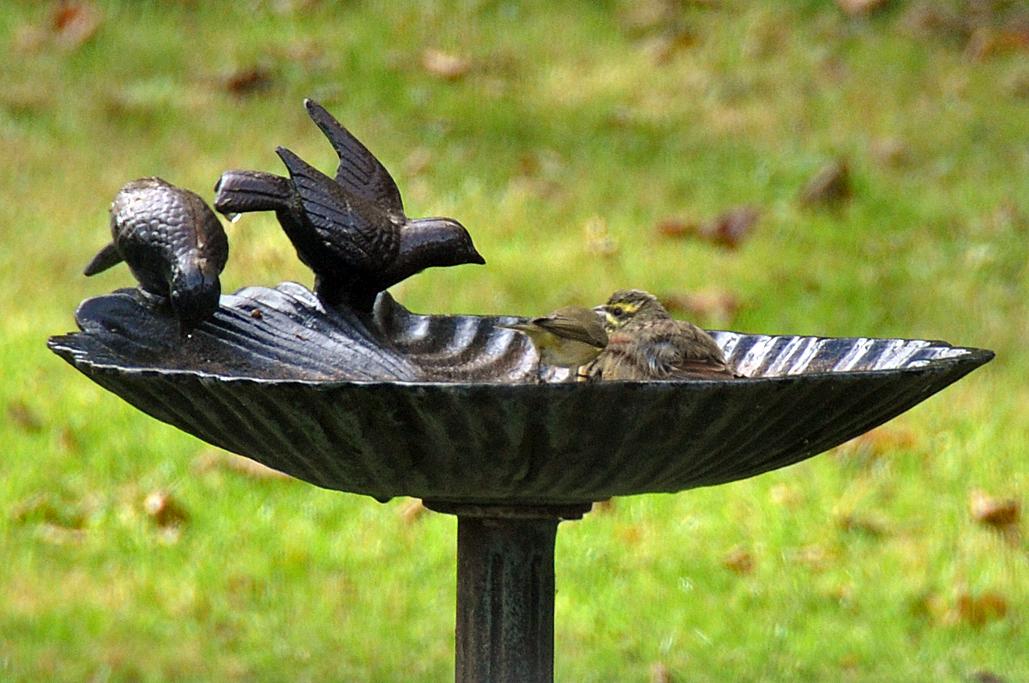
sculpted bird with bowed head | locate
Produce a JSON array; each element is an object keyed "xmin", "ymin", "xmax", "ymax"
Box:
[
  {"xmin": 214, "ymin": 99, "xmax": 485, "ymax": 311},
  {"xmin": 83, "ymin": 177, "xmax": 228, "ymax": 335}
]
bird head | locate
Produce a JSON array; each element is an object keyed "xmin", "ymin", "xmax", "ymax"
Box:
[
  {"xmin": 409, "ymin": 217, "xmax": 486, "ymax": 267},
  {"xmin": 169, "ymin": 269, "xmax": 221, "ymax": 336},
  {"xmin": 593, "ymin": 289, "xmax": 669, "ymax": 330}
]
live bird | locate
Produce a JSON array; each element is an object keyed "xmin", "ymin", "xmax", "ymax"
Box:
[
  {"xmin": 213, "ymin": 99, "xmax": 484, "ymax": 310},
  {"xmin": 83, "ymin": 177, "xmax": 228, "ymax": 335},
  {"xmin": 502, "ymin": 306, "xmax": 608, "ymax": 379},
  {"xmin": 587, "ymin": 289, "xmax": 737, "ymax": 381}
]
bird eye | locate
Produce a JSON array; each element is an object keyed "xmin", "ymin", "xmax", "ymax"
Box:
[{"xmin": 611, "ymin": 306, "xmax": 625, "ymax": 317}]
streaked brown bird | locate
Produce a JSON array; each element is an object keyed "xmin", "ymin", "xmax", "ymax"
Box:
[
  {"xmin": 587, "ymin": 289, "xmax": 737, "ymax": 381},
  {"xmin": 503, "ymin": 306, "xmax": 608, "ymax": 378}
]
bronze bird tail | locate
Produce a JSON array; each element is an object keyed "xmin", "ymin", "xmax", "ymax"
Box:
[
  {"xmin": 213, "ymin": 170, "xmax": 294, "ymax": 216},
  {"xmin": 83, "ymin": 242, "xmax": 123, "ymax": 276}
]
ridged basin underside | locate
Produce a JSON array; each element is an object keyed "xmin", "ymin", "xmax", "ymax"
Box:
[{"xmin": 49, "ymin": 283, "xmax": 993, "ymax": 504}]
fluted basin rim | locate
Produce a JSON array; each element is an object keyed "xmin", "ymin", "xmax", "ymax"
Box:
[{"xmin": 47, "ymin": 335, "xmax": 993, "ymax": 387}]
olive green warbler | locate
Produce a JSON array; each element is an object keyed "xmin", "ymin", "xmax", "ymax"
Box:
[{"xmin": 503, "ymin": 306, "xmax": 608, "ymax": 376}]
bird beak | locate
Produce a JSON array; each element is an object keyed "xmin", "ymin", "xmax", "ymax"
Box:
[{"xmin": 592, "ymin": 305, "xmax": 606, "ymax": 314}]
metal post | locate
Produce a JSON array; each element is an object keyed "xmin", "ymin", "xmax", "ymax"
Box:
[{"xmin": 425, "ymin": 502, "xmax": 591, "ymax": 683}]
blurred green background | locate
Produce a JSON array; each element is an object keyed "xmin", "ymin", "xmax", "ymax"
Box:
[{"xmin": 1, "ymin": 1, "xmax": 1026, "ymax": 680}]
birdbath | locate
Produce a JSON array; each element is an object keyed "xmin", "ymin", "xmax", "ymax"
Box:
[{"xmin": 49, "ymin": 101, "xmax": 993, "ymax": 681}]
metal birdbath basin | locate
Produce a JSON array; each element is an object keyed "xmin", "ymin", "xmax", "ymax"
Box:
[
  {"xmin": 49, "ymin": 100, "xmax": 993, "ymax": 681},
  {"xmin": 49, "ymin": 284, "xmax": 992, "ymax": 681}
]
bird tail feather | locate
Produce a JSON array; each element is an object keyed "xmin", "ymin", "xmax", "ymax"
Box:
[
  {"xmin": 83, "ymin": 242, "xmax": 122, "ymax": 276},
  {"xmin": 213, "ymin": 170, "xmax": 293, "ymax": 216}
]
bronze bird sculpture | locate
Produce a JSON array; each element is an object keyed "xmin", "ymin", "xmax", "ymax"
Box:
[
  {"xmin": 502, "ymin": 306, "xmax": 608, "ymax": 379},
  {"xmin": 587, "ymin": 289, "xmax": 736, "ymax": 381},
  {"xmin": 84, "ymin": 177, "xmax": 228, "ymax": 334},
  {"xmin": 213, "ymin": 99, "xmax": 484, "ymax": 311}
]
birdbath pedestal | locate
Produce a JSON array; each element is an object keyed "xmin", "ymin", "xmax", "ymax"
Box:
[{"xmin": 425, "ymin": 501, "xmax": 591, "ymax": 683}]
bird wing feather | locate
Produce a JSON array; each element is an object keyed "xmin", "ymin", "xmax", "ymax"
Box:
[
  {"xmin": 598, "ymin": 322, "xmax": 732, "ymax": 380},
  {"xmin": 652, "ymin": 322, "xmax": 732, "ymax": 378},
  {"xmin": 276, "ymin": 146, "xmax": 396, "ymax": 266},
  {"xmin": 534, "ymin": 314, "xmax": 607, "ymax": 348},
  {"xmin": 304, "ymin": 99, "xmax": 405, "ymax": 217},
  {"xmin": 675, "ymin": 321, "xmax": 730, "ymax": 362}
]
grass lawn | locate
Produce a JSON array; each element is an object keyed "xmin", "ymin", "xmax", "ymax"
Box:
[{"xmin": 1, "ymin": 1, "xmax": 1026, "ymax": 680}]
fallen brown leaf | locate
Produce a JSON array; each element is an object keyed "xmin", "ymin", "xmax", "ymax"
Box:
[
  {"xmin": 650, "ymin": 661, "xmax": 673, "ymax": 683},
  {"xmin": 870, "ymin": 137, "xmax": 912, "ymax": 168},
  {"xmin": 658, "ymin": 207, "xmax": 760, "ymax": 249},
  {"xmin": 58, "ymin": 426, "xmax": 81, "ymax": 453},
  {"xmin": 769, "ymin": 483, "xmax": 803, "ymax": 508},
  {"xmin": 143, "ymin": 490, "xmax": 189, "ymax": 528},
  {"xmin": 399, "ymin": 498, "xmax": 426, "ymax": 524},
  {"xmin": 404, "ymin": 147, "xmax": 433, "ymax": 177},
  {"xmin": 192, "ymin": 450, "xmax": 289, "ymax": 480},
  {"xmin": 702, "ymin": 205, "xmax": 761, "ymax": 249},
  {"xmin": 617, "ymin": 0, "xmax": 679, "ymax": 36},
  {"xmin": 643, "ymin": 30, "xmax": 696, "ymax": 65},
  {"xmin": 901, "ymin": 1, "xmax": 1027, "ymax": 59},
  {"xmin": 421, "ymin": 49, "xmax": 471, "ymax": 81},
  {"xmin": 516, "ymin": 153, "xmax": 541, "ymax": 177},
  {"xmin": 901, "ymin": 3, "xmax": 970, "ymax": 44},
  {"xmin": 722, "ymin": 546, "xmax": 755, "ymax": 575},
  {"xmin": 838, "ymin": 653, "xmax": 860, "ymax": 670},
  {"xmin": 800, "ymin": 160, "xmax": 851, "ymax": 207},
  {"xmin": 825, "ymin": 583, "xmax": 855, "ymax": 606},
  {"xmin": 1006, "ymin": 69, "xmax": 1029, "ymax": 99},
  {"xmin": 223, "ymin": 65, "xmax": 273, "ymax": 96},
  {"xmin": 838, "ymin": 425, "xmax": 918, "ymax": 460},
  {"xmin": 515, "ymin": 149, "xmax": 564, "ymax": 180},
  {"xmin": 967, "ymin": 27, "xmax": 1029, "ymax": 61},
  {"xmin": 791, "ymin": 544, "xmax": 833, "ymax": 572},
  {"xmin": 7, "ymin": 400, "xmax": 43, "ymax": 433},
  {"xmin": 654, "ymin": 217, "xmax": 697, "ymax": 239},
  {"xmin": 11, "ymin": 493, "xmax": 86, "ymax": 529},
  {"xmin": 51, "ymin": 1, "xmax": 102, "ymax": 50},
  {"xmin": 836, "ymin": 0, "xmax": 890, "ymax": 17},
  {"xmin": 984, "ymin": 202, "xmax": 1027, "ymax": 235},
  {"xmin": 617, "ymin": 524, "xmax": 643, "ymax": 545},
  {"xmin": 955, "ymin": 590, "xmax": 1008, "ymax": 627},
  {"xmin": 909, "ymin": 591, "xmax": 947, "ymax": 623},
  {"xmin": 969, "ymin": 489, "xmax": 1020, "ymax": 531},
  {"xmin": 836, "ymin": 513, "xmax": 888, "ymax": 538}
]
